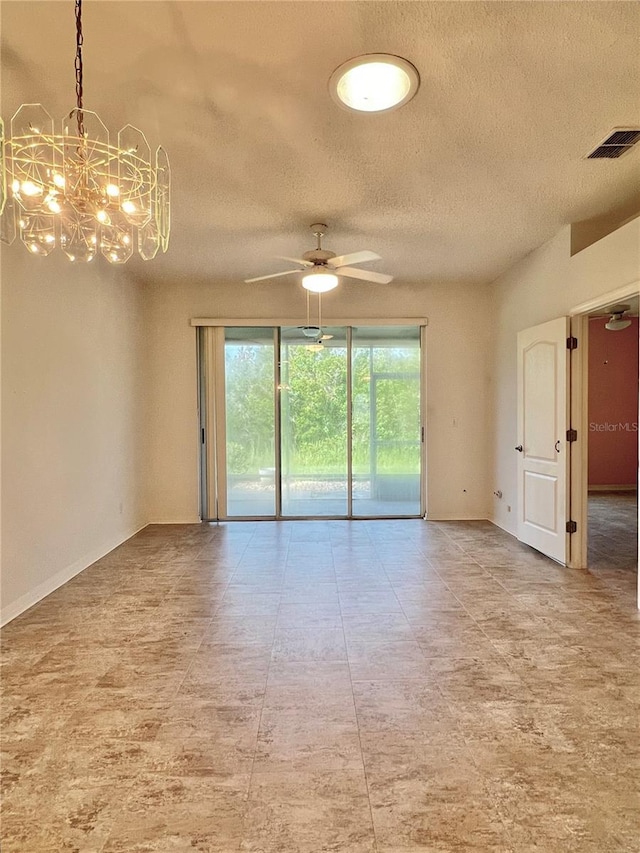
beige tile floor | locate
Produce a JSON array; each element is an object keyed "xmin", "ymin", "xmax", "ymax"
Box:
[
  {"xmin": 1, "ymin": 519, "xmax": 639, "ymax": 852},
  {"xmin": 588, "ymin": 491, "xmax": 638, "ymax": 575}
]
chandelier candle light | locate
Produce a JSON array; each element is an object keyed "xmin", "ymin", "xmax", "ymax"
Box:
[{"xmin": 0, "ymin": 0, "xmax": 170, "ymax": 263}]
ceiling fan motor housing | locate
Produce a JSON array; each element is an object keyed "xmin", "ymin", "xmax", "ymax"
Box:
[{"xmin": 303, "ymin": 249, "xmax": 336, "ymax": 263}]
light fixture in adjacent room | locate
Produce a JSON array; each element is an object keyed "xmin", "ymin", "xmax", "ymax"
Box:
[
  {"xmin": 0, "ymin": 0, "xmax": 170, "ymax": 263},
  {"xmin": 301, "ymin": 267, "xmax": 339, "ymax": 293},
  {"xmin": 605, "ymin": 308, "xmax": 632, "ymax": 331},
  {"xmin": 329, "ymin": 54, "xmax": 419, "ymax": 113}
]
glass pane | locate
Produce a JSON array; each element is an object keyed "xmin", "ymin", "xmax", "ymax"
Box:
[
  {"xmin": 280, "ymin": 327, "xmax": 348, "ymax": 516},
  {"xmin": 224, "ymin": 327, "xmax": 276, "ymax": 516},
  {"xmin": 352, "ymin": 326, "xmax": 421, "ymax": 516}
]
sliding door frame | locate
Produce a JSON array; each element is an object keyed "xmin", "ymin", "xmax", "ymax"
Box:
[
  {"xmin": 197, "ymin": 325, "xmax": 231, "ymax": 520},
  {"xmin": 195, "ymin": 318, "xmax": 428, "ymax": 521},
  {"xmin": 274, "ymin": 327, "xmax": 283, "ymax": 518},
  {"xmin": 346, "ymin": 326, "xmax": 354, "ymax": 518},
  {"xmin": 197, "ymin": 327, "xmax": 209, "ymax": 520},
  {"xmin": 420, "ymin": 324, "xmax": 427, "ymax": 518}
]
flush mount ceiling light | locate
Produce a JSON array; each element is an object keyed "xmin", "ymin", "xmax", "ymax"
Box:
[
  {"xmin": 329, "ymin": 54, "xmax": 419, "ymax": 113},
  {"xmin": 0, "ymin": 0, "xmax": 170, "ymax": 263}
]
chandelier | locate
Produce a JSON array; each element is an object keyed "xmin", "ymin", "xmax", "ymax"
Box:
[{"xmin": 0, "ymin": 0, "xmax": 170, "ymax": 263}]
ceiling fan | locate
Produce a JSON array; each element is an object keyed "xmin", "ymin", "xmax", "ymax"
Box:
[
  {"xmin": 244, "ymin": 223, "xmax": 393, "ymax": 292},
  {"xmin": 591, "ymin": 304, "xmax": 633, "ymax": 331},
  {"xmin": 605, "ymin": 305, "xmax": 632, "ymax": 331}
]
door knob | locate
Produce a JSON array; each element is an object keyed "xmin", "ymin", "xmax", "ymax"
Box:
[{"xmin": 515, "ymin": 445, "xmax": 523, "ymax": 452}]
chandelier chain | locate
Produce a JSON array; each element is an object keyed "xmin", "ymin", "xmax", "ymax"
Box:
[{"xmin": 74, "ymin": 0, "xmax": 84, "ymax": 139}]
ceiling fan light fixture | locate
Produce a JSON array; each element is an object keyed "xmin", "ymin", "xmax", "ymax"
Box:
[
  {"xmin": 330, "ymin": 54, "xmax": 419, "ymax": 113},
  {"xmin": 302, "ymin": 269, "xmax": 339, "ymax": 293},
  {"xmin": 605, "ymin": 314, "xmax": 632, "ymax": 331}
]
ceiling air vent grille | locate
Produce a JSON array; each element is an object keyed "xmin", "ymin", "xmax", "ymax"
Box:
[{"xmin": 586, "ymin": 128, "xmax": 640, "ymax": 160}]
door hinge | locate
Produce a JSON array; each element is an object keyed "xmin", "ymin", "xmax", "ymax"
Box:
[
  {"xmin": 566, "ymin": 336, "xmax": 578, "ymax": 350},
  {"xmin": 566, "ymin": 428, "xmax": 577, "ymax": 442},
  {"xmin": 566, "ymin": 520, "xmax": 577, "ymax": 534}
]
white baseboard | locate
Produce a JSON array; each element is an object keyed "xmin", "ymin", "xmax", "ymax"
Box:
[
  {"xmin": 426, "ymin": 513, "xmax": 489, "ymax": 521},
  {"xmin": 146, "ymin": 517, "xmax": 203, "ymax": 525},
  {"xmin": 488, "ymin": 516, "xmax": 517, "ymax": 538},
  {"xmin": 1, "ymin": 522, "xmax": 148, "ymax": 627},
  {"xmin": 588, "ymin": 485, "xmax": 637, "ymax": 493}
]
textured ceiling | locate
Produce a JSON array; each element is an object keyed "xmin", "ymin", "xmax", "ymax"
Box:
[{"xmin": 2, "ymin": 1, "xmax": 639, "ymax": 287}]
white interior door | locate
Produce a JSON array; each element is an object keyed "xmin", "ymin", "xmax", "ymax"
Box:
[{"xmin": 516, "ymin": 317, "xmax": 570, "ymax": 564}]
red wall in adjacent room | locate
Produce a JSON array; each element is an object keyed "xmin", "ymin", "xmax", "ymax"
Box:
[{"xmin": 588, "ymin": 317, "xmax": 639, "ymax": 487}]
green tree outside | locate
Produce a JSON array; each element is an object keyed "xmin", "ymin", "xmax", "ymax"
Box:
[{"xmin": 225, "ymin": 336, "xmax": 420, "ymax": 478}]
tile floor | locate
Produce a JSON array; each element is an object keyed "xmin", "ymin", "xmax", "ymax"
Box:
[
  {"xmin": 1, "ymin": 518, "xmax": 639, "ymax": 852},
  {"xmin": 588, "ymin": 490, "xmax": 638, "ymax": 575}
]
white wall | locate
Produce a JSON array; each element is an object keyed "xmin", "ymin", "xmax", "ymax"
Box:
[
  {"xmin": 145, "ymin": 278, "xmax": 493, "ymax": 523},
  {"xmin": 570, "ymin": 216, "xmax": 640, "ymax": 300},
  {"xmin": 489, "ymin": 216, "xmax": 640, "ymax": 535},
  {"xmin": 1, "ymin": 248, "xmax": 148, "ymax": 624}
]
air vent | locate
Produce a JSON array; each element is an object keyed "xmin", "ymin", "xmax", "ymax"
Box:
[{"xmin": 586, "ymin": 127, "xmax": 640, "ymax": 160}]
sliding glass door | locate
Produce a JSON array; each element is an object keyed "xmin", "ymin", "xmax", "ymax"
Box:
[
  {"xmin": 199, "ymin": 323, "xmax": 424, "ymax": 520},
  {"xmin": 352, "ymin": 326, "xmax": 421, "ymax": 516},
  {"xmin": 280, "ymin": 327, "xmax": 349, "ymax": 516},
  {"xmin": 224, "ymin": 327, "xmax": 276, "ymax": 517}
]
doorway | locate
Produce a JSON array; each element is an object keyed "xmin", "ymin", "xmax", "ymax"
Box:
[
  {"xmin": 586, "ymin": 301, "xmax": 639, "ymax": 582},
  {"xmin": 197, "ymin": 322, "xmax": 426, "ymax": 521},
  {"xmin": 568, "ymin": 285, "xmax": 640, "ymax": 607},
  {"xmin": 515, "ymin": 289, "xmax": 639, "ymax": 608}
]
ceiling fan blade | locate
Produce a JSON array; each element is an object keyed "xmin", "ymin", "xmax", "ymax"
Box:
[
  {"xmin": 244, "ymin": 269, "xmax": 301, "ymax": 283},
  {"xmin": 338, "ymin": 266, "xmax": 393, "ymax": 285},
  {"xmin": 276, "ymin": 256, "xmax": 314, "ymax": 267},
  {"xmin": 330, "ymin": 250, "xmax": 381, "ymax": 268},
  {"xmin": 590, "ymin": 309, "xmax": 634, "ymax": 319}
]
